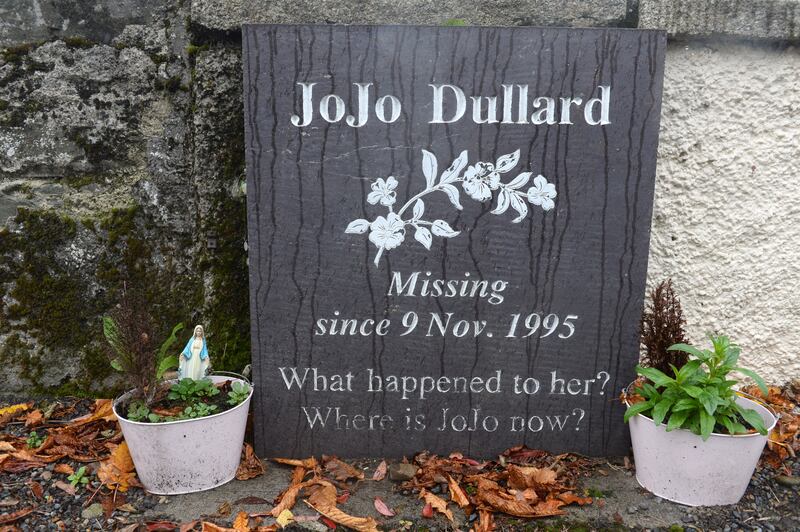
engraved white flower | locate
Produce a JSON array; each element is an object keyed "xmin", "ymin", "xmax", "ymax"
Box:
[
  {"xmin": 367, "ymin": 176, "xmax": 398, "ymax": 206},
  {"xmin": 526, "ymin": 175, "xmax": 557, "ymax": 211},
  {"xmin": 368, "ymin": 213, "xmax": 405, "ymax": 250},
  {"xmin": 461, "ymin": 150, "xmax": 520, "ymax": 202},
  {"xmin": 462, "ymin": 162, "xmax": 501, "ymax": 201},
  {"xmin": 346, "ymin": 148, "xmax": 555, "ymax": 267}
]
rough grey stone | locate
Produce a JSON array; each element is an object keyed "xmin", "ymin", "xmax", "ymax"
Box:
[
  {"xmin": 192, "ymin": 0, "xmax": 630, "ymax": 31},
  {"xmin": 81, "ymin": 503, "xmax": 104, "ymax": 520},
  {"xmin": 388, "ymin": 463, "xmax": 418, "ymax": 481},
  {"xmin": 639, "ymin": 0, "xmax": 800, "ymax": 40},
  {"xmin": 0, "ymin": 40, "xmax": 156, "ymax": 178},
  {"xmin": 0, "ymin": 0, "xmax": 170, "ymax": 47}
]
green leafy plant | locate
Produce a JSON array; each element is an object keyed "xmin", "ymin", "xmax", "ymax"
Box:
[
  {"xmin": 26, "ymin": 431, "xmax": 44, "ymax": 449},
  {"xmin": 624, "ymin": 335, "xmax": 768, "ymax": 440},
  {"xmin": 168, "ymin": 378, "xmax": 220, "ymax": 403},
  {"xmin": 126, "ymin": 400, "xmax": 162, "ymax": 423},
  {"xmin": 102, "ymin": 285, "xmax": 184, "ymax": 404},
  {"xmin": 68, "ymin": 465, "xmax": 90, "ymax": 488},
  {"xmin": 179, "ymin": 403, "xmax": 218, "ymax": 419},
  {"xmin": 227, "ymin": 381, "xmax": 251, "ymax": 406}
]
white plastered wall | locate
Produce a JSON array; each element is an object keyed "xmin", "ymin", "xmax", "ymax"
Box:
[{"xmin": 647, "ymin": 42, "xmax": 800, "ymax": 383}]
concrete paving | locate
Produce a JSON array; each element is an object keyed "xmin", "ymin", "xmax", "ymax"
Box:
[{"xmin": 145, "ymin": 458, "xmax": 691, "ymax": 530}]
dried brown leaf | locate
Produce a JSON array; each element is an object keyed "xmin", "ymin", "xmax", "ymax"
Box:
[
  {"xmin": 97, "ymin": 441, "xmax": 137, "ymax": 492},
  {"xmin": 476, "ymin": 477, "xmax": 564, "ymax": 518},
  {"xmin": 373, "ymin": 496, "xmax": 395, "ymax": 517},
  {"xmin": 0, "ymin": 507, "xmax": 34, "ymax": 525},
  {"xmin": 532, "ymin": 498, "xmax": 568, "ymax": 517},
  {"xmin": 236, "ymin": 444, "xmax": 266, "ymax": 481},
  {"xmin": 304, "ymin": 500, "xmax": 379, "ymax": 532},
  {"xmin": 53, "ymin": 463, "xmax": 74, "ymax": 475},
  {"xmin": 179, "ymin": 521, "xmax": 200, "ymax": 532},
  {"xmin": 322, "ymin": 456, "xmax": 364, "ymax": 481},
  {"xmin": 419, "ymin": 488, "xmax": 454, "ymax": 523},
  {"xmin": 447, "ymin": 475, "xmax": 471, "ymax": 509},
  {"xmin": 421, "ymin": 503, "xmax": 433, "ymax": 519},
  {"xmin": 0, "ymin": 443, "xmax": 16, "ymax": 453},
  {"xmin": 27, "ymin": 481, "xmax": 42, "ymax": 500},
  {"xmin": 0, "ymin": 403, "xmax": 30, "ymax": 427},
  {"xmin": 232, "ymin": 511, "xmax": 250, "ymax": 532},
  {"xmin": 501, "ymin": 446, "xmax": 548, "ymax": 465},
  {"xmin": 372, "ymin": 460, "xmax": 387, "ymax": 481},
  {"xmin": 270, "ymin": 481, "xmax": 308, "ymax": 517},
  {"xmin": 473, "ymin": 510, "xmax": 496, "ymax": 532},
  {"xmin": 53, "ymin": 481, "xmax": 76, "ymax": 496},
  {"xmin": 147, "ymin": 521, "xmax": 181, "ymax": 531},
  {"xmin": 217, "ymin": 501, "xmax": 232, "ymax": 517},
  {"xmin": 507, "ymin": 464, "xmax": 557, "ymax": 490},
  {"xmin": 273, "ymin": 457, "xmax": 317, "ymax": 469},
  {"xmin": 201, "ymin": 523, "xmax": 235, "ymax": 532},
  {"xmin": 23, "ymin": 410, "xmax": 43, "ymax": 428},
  {"xmin": 101, "ymin": 492, "xmax": 128, "ymax": 518},
  {"xmin": 556, "ymin": 491, "xmax": 593, "ymax": 506},
  {"xmin": 70, "ymin": 399, "xmax": 116, "ymax": 426},
  {"xmin": 290, "ymin": 466, "xmax": 306, "ymax": 485}
]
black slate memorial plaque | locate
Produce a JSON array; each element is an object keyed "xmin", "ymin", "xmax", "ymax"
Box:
[{"xmin": 244, "ymin": 25, "xmax": 666, "ymax": 457}]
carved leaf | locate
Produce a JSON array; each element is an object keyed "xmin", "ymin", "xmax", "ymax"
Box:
[
  {"xmin": 440, "ymin": 184, "xmax": 463, "ymax": 210},
  {"xmin": 431, "ymin": 220, "xmax": 459, "ymax": 238},
  {"xmin": 412, "ymin": 199, "xmax": 425, "ymax": 221},
  {"xmin": 439, "ymin": 150, "xmax": 468, "ymax": 184},
  {"xmin": 414, "ymin": 226, "xmax": 432, "ymax": 250},
  {"xmin": 345, "ymin": 219, "xmax": 370, "ymax": 234},
  {"xmin": 509, "ymin": 193, "xmax": 529, "ymax": 223},
  {"xmin": 495, "ymin": 149, "xmax": 520, "ymax": 173},
  {"xmin": 421, "ymin": 149, "xmax": 437, "ymax": 188},
  {"xmin": 492, "ymin": 190, "xmax": 511, "ymax": 215},
  {"xmin": 506, "ymin": 171, "xmax": 532, "ymax": 190}
]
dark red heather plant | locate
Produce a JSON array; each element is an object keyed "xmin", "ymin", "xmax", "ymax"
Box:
[
  {"xmin": 640, "ymin": 279, "xmax": 689, "ymax": 374},
  {"xmin": 103, "ymin": 285, "xmax": 159, "ymax": 403}
]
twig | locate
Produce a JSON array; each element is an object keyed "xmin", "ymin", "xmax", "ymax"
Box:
[{"xmin": 83, "ymin": 484, "xmax": 104, "ymax": 507}]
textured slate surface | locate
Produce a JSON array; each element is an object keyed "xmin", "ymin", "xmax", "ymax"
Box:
[{"xmin": 244, "ymin": 25, "xmax": 666, "ymax": 458}]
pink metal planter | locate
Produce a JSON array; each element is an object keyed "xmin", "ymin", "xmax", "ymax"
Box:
[
  {"xmin": 626, "ymin": 392, "xmax": 776, "ymax": 506},
  {"xmin": 113, "ymin": 373, "xmax": 253, "ymax": 495}
]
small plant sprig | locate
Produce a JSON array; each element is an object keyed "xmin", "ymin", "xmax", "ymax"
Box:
[
  {"xmin": 168, "ymin": 378, "xmax": 220, "ymax": 403},
  {"xmin": 624, "ymin": 335, "xmax": 769, "ymax": 440},
  {"xmin": 68, "ymin": 466, "xmax": 90, "ymax": 488},
  {"xmin": 180, "ymin": 403, "xmax": 218, "ymax": 419},
  {"xmin": 127, "ymin": 400, "xmax": 161, "ymax": 423},
  {"xmin": 26, "ymin": 431, "xmax": 44, "ymax": 449},
  {"xmin": 227, "ymin": 381, "xmax": 251, "ymax": 406}
]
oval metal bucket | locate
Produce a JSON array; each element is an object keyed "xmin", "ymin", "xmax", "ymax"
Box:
[
  {"xmin": 627, "ymin": 393, "xmax": 776, "ymax": 506},
  {"xmin": 113, "ymin": 374, "xmax": 253, "ymax": 495}
]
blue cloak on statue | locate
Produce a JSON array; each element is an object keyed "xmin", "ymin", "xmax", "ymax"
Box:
[{"xmin": 182, "ymin": 336, "xmax": 209, "ymax": 360}]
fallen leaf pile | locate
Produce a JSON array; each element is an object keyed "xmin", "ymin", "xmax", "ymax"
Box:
[
  {"xmin": 0, "ymin": 399, "xmax": 142, "ymax": 527},
  {"xmin": 399, "ymin": 446, "xmax": 592, "ymax": 522},
  {"xmin": 0, "ymin": 399, "xmax": 123, "ymax": 475},
  {"xmin": 741, "ymin": 381, "xmax": 800, "ymax": 469}
]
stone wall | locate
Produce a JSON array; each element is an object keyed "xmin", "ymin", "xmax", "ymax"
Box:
[{"xmin": 1, "ymin": 0, "xmax": 798, "ymax": 393}]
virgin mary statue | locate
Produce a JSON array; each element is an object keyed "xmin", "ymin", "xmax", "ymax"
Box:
[{"xmin": 179, "ymin": 325, "xmax": 210, "ymax": 380}]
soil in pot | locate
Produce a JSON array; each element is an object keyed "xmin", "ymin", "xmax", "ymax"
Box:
[{"xmin": 117, "ymin": 378, "xmax": 249, "ymax": 423}]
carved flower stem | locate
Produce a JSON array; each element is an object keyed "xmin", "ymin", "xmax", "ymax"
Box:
[{"xmin": 396, "ymin": 179, "xmax": 464, "ymax": 220}]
